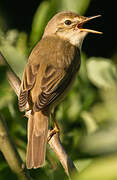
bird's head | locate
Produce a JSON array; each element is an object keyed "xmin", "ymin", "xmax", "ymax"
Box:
[{"xmin": 43, "ymin": 11, "xmax": 102, "ymax": 49}]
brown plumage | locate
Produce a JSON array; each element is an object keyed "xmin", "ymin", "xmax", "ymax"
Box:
[{"xmin": 18, "ymin": 11, "xmax": 101, "ymax": 169}]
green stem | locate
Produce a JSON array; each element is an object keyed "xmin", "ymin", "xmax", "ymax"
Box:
[{"xmin": 0, "ymin": 114, "xmax": 32, "ymax": 180}]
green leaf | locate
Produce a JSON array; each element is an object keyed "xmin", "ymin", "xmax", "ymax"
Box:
[
  {"xmin": 87, "ymin": 57, "xmax": 117, "ymax": 89},
  {"xmin": 59, "ymin": 0, "xmax": 90, "ymax": 14},
  {"xmin": 78, "ymin": 122, "xmax": 117, "ymax": 156},
  {"xmin": 0, "ymin": 44, "xmax": 26, "ymax": 78},
  {"xmin": 73, "ymin": 155, "xmax": 117, "ymax": 180},
  {"xmin": 16, "ymin": 32, "xmax": 28, "ymax": 56},
  {"xmin": 29, "ymin": 1, "xmax": 50, "ymax": 49}
]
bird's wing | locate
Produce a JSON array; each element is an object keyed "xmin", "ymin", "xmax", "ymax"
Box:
[
  {"xmin": 34, "ymin": 62, "xmax": 77, "ymax": 111},
  {"xmin": 19, "ymin": 37, "xmax": 80, "ymax": 112},
  {"xmin": 18, "ymin": 62, "xmax": 40, "ymax": 111}
]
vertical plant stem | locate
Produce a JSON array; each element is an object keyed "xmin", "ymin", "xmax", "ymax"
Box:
[{"xmin": 0, "ymin": 114, "xmax": 31, "ymax": 180}]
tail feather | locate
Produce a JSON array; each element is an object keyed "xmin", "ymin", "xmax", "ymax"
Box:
[
  {"xmin": 26, "ymin": 111, "xmax": 49, "ymax": 169},
  {"xmin": 26, "ymin": 114, "xmax": 34, "ymax": 168}
]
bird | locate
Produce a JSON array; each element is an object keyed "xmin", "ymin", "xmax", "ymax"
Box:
[{"xmin": 18, "ymin": 11, "xmax": 102, "ymax": 169}]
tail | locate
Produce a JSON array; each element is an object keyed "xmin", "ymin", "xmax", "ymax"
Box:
[{"xmin": 26, "ymin": 111, "xmax": 49, "ymax": 169}]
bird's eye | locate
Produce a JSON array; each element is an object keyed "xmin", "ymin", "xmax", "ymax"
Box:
[{"xmin": 64, "ymin": 20, "xmax": 72, "ymax": 25}]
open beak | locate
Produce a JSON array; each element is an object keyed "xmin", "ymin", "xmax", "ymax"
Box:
[{"xmin": 78, "ymin": 15, "xmax": 102, "ymax": 34}]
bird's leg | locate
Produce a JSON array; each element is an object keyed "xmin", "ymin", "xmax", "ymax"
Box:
[
  {"xmin": 48, "ymin": 112, "xmax": 60, "ymax": 141},
  {"xmin": 51, "ymin": 112, "xmax": 60, "ymax": 133}
]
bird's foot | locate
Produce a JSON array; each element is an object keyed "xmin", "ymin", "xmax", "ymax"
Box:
[{"xmin": 47, "ymin": 127, "xmax": 59, "ymax": 141}]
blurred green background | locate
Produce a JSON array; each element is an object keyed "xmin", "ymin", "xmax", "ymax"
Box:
[{"xmin": 0, "ymin": 0, "xmax": 117, "ymax": 180}]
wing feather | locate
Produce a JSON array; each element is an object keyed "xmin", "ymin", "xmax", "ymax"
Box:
[
  {"xmin": 34, "ymin": 64, "xmax": 74, "ymax": 111},
  {"xmin": 18, "ymin": 63, "xmax": 40, "ymax": 111}
]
